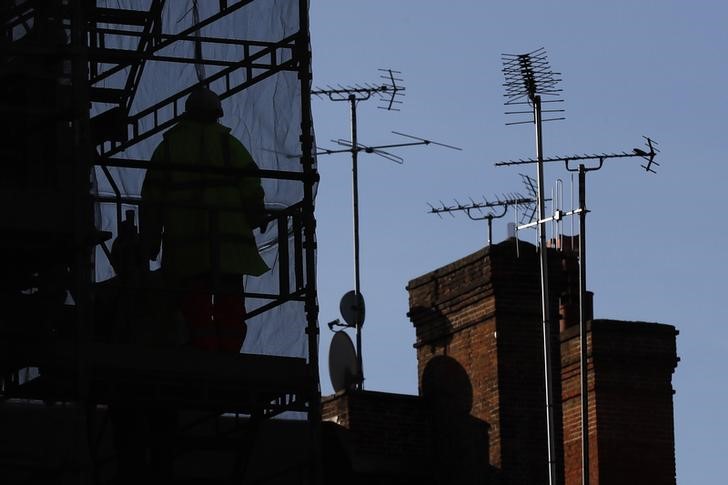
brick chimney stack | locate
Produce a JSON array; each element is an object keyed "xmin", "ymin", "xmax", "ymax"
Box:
[
  {"xmin": 407, "ymin": 239, "xmax": 571, "ymax": 484},
  {"xmin": 408, "ymin": 237, "xmax": 679, "ymax": 484},
  {"xmin": 560, "ymin": 320, "xmax": 679, "ymax": 484}
]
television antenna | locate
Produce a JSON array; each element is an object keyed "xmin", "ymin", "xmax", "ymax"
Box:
[
  {"xmin": 312, "ymin": 68, "xmax": 406, "ymax": 110},
  {"xmin": 498, "ymin": 47, "xmax": 659, "ymax": 485},
  {"xmin": 427, "ymin": 174, "xmax": 541, "ymax": 247},
  {"xmin": 496, "ymin": 136, "xmax": 659, "ymax": 485},
  {"xmin": 500, "ymin": 49, "xmax": 564, "ymax": 485},
  {"xmin": 313, "ymin": 70, "xmax": 460, "ymax": 389}
]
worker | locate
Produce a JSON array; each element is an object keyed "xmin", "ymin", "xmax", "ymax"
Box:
[{"xmin": 140, "ymin": 87, "xmax": 269, "ymax": 353}]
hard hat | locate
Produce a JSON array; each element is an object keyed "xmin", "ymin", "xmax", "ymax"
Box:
[{"xmin": 185, "ymin": 87, "xmax": 223, "ymax": 118}]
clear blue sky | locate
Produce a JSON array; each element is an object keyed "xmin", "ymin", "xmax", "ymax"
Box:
[{"xmin": 309, "ymin": 2, "xmax": 727, "ymax": 483}]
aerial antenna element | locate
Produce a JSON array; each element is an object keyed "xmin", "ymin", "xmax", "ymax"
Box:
[
  {"xmin": 497, "ymin": 48, "xmax": 660, "ymax": 485},
  {"xmin": 314, "ymin": 71, "xmax": 459, "ymax": 389},
  {"xmin": 427, "ymin": 175, "xmax": 540, "ymax": 246}
]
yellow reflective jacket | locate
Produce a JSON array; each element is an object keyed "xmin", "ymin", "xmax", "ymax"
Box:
[{"xmin": 140, "ymin": 119, "xmax": 269, "ymax": 279}]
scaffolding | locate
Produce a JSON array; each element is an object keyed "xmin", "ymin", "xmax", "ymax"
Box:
[{"xmin": 0, "ymin": 1, "xmax": 320, "ymax": 483}]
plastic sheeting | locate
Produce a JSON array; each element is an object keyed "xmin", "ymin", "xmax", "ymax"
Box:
[{"xmin": 91, "ymin": 0, "xmax": 312, "ymax": 359}]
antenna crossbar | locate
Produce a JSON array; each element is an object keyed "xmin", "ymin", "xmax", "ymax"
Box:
[
  {"xmin": 317, "ymin": 131, "xmax": 461, "ymax": 165},
  {"xmin": 494, "ymin": 137, "xmax": 659, "ymax": 173},
  {"xmin": 312, "ymin": 68, "xmax": 405, "ymax": 110},
  {"xmin": 427, "ymin": 176, "xmax": 545, "ymax": 245},
  {"xmin": 428, "ymin": 195, "xmax": 535, "ymax": 218},
  {"xmin": 427, "ymin": 192, "xmax": 535, "ymax": 247}
]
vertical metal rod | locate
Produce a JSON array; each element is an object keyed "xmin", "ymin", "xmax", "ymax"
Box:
[
  {"xmin": 534, "ymin": 95, "xmax": 558, "ymax": 485},
  {"xmin": 578, "ymin": 164, "xmax": 590, "ymax": 485},
  {"xmin": 70, "ymin": 1, "xmax": 94, "ymax": 482},
  {"xmin": 551, "ymin": 185, "xmax": 556, "ymax": 248},
  {"xmin": 487, "ymin": 215, "xmax": 493, "ymax": 247},
  {"xmin": 296, "ymin": 2, "xmax": 323, "ymax": 482},
  {"xmin": 514, "ymin": 209, "xmax": 520, "ymax": 257},
  {"xmin": 555, "ymin": 179, "xmax": 563, "ymax": 250},
  {"xmin": 349, "ymin": 95, "xmax": 364, "ymax": 388},
  {"xmin": 570, "ymin": 174, "xmax": 575, "ymax": 251}
]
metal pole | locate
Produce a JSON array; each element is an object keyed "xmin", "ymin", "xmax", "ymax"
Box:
[
  {"xmin": 70, "ymin": 1, "xmax": 94, "ymax": 482},
  {"xmin": 349, "ymin": 95, "xmax": 364, "ymax": 388},
  {"xmin": 296, "ymin": 3, "xmax": 322, "ymax": 482},
  {"xmin": 578, "ymin": 164, "xmax": 590, "ymax": 485},
  {"xmin": 487, "ymin": 215, "xmax": 493, "ymax": 247},
  {"xmin": 534, "ymin": 95, "xmax": 558, "ymax": 485}
]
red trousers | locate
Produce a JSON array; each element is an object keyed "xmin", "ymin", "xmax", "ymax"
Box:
[{"xmin": 180, "ymin": 277, "xmax": 247, "ymax": 353}]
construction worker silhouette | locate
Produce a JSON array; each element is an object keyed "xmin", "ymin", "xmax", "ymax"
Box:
[{"xmin": 140, "ymin": 87, "xmax": 269, "ymax": 353}]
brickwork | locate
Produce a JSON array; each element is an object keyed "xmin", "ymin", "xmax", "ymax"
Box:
[
  {"xmin": 407, "ymin": 244, "xmax": 500, "ymax": 470},
  {"xmin": 407, "ymin": 238, "xmax": 679, "ymax": 485},
  {"xmin": 312, "ymin": 234, "xmax": 685, "ymax": 485},
  {"xmin": 560, "ymin": 320, "xmax": 678, "ymax": 485},
  {"xmin": 323, "ymin": 387, "xmax": 497, "ymax": 484},
  {"xmin": 321, "ymin": 390, "xmax": 432, "ymax": 459},
  {"xmin": 407, "ymin": 239, "xmax": 575, "ymax": 484},
  {"xmin": 560, "ymin": 323, "xmax": 598, "ymax": 485}
]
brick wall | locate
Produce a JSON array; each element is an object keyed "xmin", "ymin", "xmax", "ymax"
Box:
[
  {"xmin": 560, "ymin": 320, "xmax": 678, "ymax": 485},
  {"xmin": 321, "ymin": 389, "xmax": 431, "ymax": 459},
  {"xmin": 404, "ymin": 237, "xmax": 679, "ymax": 484},
  {"xmin": 322, "ymin": 386, "xmax": 493, "ymax": 484},
  {"xmin": 407, "ymin": 239, "xmax": 575, "ymax": 484},
  {"xmin": 321, "ymin": 390, "xmax": 435, "ymax": 484},
  {"xmin": 407, "ymin": 243, "xmax": 501, "ymax": 472},
  {"xmin": 560, "ymin": 322, "xmax": 598, "ymax": 485}
]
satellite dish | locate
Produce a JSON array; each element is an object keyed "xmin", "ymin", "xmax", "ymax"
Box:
[
  {"xmin": 339, "ymin": 290, "xmax": 365, "ymax": 327},
  {"xmin": 328, "ymin": 331, "xmax": 360, "ymax": 393}
]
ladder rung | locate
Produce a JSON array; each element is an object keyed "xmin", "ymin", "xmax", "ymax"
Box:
[
  {"xmin": 90, "ymin": 7, "xmax": 149, "ymax": 26},
  {"xmin": 89, "ymin": 87, "xmax": 125, "ymax": 103},
  {"xmin": 89, "ymin": 47, "xmax": 139, "ymax": 64}
]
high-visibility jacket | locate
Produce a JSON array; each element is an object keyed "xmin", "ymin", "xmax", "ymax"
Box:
[{"xmin": 140, "ymin": 119, "xmax": 269, "ymax": 279}]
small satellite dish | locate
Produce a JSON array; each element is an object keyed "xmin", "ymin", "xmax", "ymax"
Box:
[
  {"xmin": 328, "ymin": 331, "xmax": 360, "ymax": 393},
  {"xmin": 339, "ymin": 290, "xmax": 365, "ymax": 327}
]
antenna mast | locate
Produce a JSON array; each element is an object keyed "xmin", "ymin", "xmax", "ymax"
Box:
[
  {"xmin": 314, "ymin": 71, "xmax": 461, "ymax": 389},
  {"xmin": 312, "ymin": 70, "xmax": 404, "ymax": 390},
  {"xmin": 314, "ymin": 71, "xmax": 460, "ymax": 390},
  {"xmin": 501, "ymin": 48, "xmax": 563, "ymax": 485},
  {"xmin": 499, "ymin": 48, "xmax": 660, "ymax": 485}
]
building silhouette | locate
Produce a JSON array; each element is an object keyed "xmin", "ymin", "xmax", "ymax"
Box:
[
  {"xmin": 323, "ymin": 237, "xmax": 678, "ymax": 485},
  {"xmin": 0, "ymin": 2, "xmax": 677, "ymax": 484}
]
